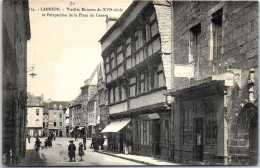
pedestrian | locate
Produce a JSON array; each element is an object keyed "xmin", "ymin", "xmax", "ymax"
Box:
[
  {"xmin": 82, "ymin": 135, "xmax": 87, "ymax": 150},
  {"xmin": 53, "ymin": 132, "xmax": 56, "ymax": 141},
  {"xmin": 68, "ymin": 140, "xmax": 76, "ymax": 162},
  {"xmin": 75, "ymin": 133, "xmax": 78, "ymax": 141},
  {"xmin": 100, "ymin": 134, "xmax": 105, "ymax": 150},
  {"xmin": 90, "ymin": 136, "xmax": 94, "ymax": 149},
  {"xmin": 27, "ymin": 134, "xmax": 31, "ymax": 143},
  {"xmin": 78, "ymin": 142, "xmax": 84, "ymax": 161},
  {"xmin": 93, "ymin": 135, "xmax": 99, "ymax": 151},
  {"xmin": 48, "ymin": 134, "xmax": 52, "ymax": 147},
  {"xmin": 35, "ymin": 137, "xmax": 41, "ymax": 151}
]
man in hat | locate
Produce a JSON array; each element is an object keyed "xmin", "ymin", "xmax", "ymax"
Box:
[
  {"xmin": 82, "ymin": 135, "xmax": 87, "ymax": 150},
  {"xmin": 68, "ymin": 140, "xmax": 76, "ymax": 162}
]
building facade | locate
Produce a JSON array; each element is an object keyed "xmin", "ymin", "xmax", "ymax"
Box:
[
  {"xmin": 87, "ymin": 93, "xmax": 99, "ymax": 137},
  {"xmin": 42, "ymin": 102, "xmax": 49, "ymax": 137},
  {"xmin": 166, "ymin": 1, "xmax": 258, "ymax": 165},
  {"xmin": 2, "ymin": 0, "xmax": 31, "ymax": 165},
  {"xmin": 97, "ymin": 62, "xmax": 109, "ymax": 133},
  {"xmin": 47, "ymin": 101, "xmax": 69, "ymax": 137},
  {"xmin": 27, "ymin": 94, "xmax": 44, "ymax": 137},
  {"xmin": 100, "ymin": 1, "xmax": 172, "ymax": 159}
]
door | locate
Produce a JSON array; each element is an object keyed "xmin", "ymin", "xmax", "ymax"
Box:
[
  {"xmin": 193, "ymin": 118, "xmax": 203, "ymax": 161},
  {"xmin": 153, "ymin": 119, "xmax": 160, "ymax": 156}
]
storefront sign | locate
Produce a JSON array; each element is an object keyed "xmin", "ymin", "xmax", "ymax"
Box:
[
  {"xmin": 148, "ymin": 113, "xmax": 160, "ymax": 119},
  {"xmin": 174, "ymin": 64, "xmax": 194, "ymax": 78}
]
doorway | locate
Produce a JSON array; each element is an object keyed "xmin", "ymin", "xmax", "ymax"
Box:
[
  {"xmin": 153, "ymin": 119, "xmax": 160, "ymax": 156},
  {"xmin": 193, "ymin": 118, "xmax": 203, "ymax": 161}
]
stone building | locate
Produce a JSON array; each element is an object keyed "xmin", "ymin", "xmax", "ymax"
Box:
[
  {"xmin": 69, "ymin": 66, "xmax": 99, "ymax": 137},
  {"xmin": 47, "ymin": 101, "xmax": 69, "ymax": 137},
  {"xmin": 165, "ymin": 1, "xmax": 258, "ymax": 165},
  {"xmin": 27, "ymin": 94, "xmax": 44, "ymax": 137},
  {"xmin": 2, "ymin": 0, "xmax": 31, "ymax": 165},
  {"xmin": 97, "ymin": 61, "xmax": 109, "ymax": 133},
  {"xmin": 87, "ymin": 92, "xmax": 100, "ymax": 137},
  {"xmin": 43, "ymin": 102, "xmax": 49, "ymax": 137},
  {"xmin": 100, "ymin": 1, "xmax": 172, "ymax": 159}
]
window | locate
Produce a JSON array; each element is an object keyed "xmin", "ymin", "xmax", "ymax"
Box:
[
  {"xmin": 183, "ymin": 105, "xmax": 192, "ymax": 145},
  {"xmin": 189, "ymin": 23, "xmax": 201, "ymax": 63},
  {"xmin": 140, "ymin": 74, "xmax": 145, "ymax": 94},
  {"xmin": 110, "ymin": 53, "xmax": 115, "ymax": 69},
  {"xmin": 59, "ymin": 114, "xmax": 62, "ymax": 118},
  {"xmin": 148, "ymin": 71, "xmax": 154, "ymax": 90},
  {"xmin": 140, "ymin": 121, "xmax": 144, "ymax": 145},
  {"xmin": 121, "ymin": 84, "xmax": 127, "ymax": 101},
  {"xmin": 115, "ymin": 86, "xmax": 120, "ymax": 102},
  {"xmin": 43, "ymin": 122, "xmax": 45, "ymax": 127},
  {"xmin": 59, "ymin": 122, "xmax": 62, "ymax": 126},
  {"xmin": 210, "ymin": 8, "xmax": 222, "ymax": 60},
  {"xmin": 54, "ymin": 122, "xmax": 56, "ymax": 127},
  {"xmin": 109, "ymin": 88, "xmax": 114, "ymax": 103},
  {"xmin": 116, "ymin": 45, "xmax": 123, "ymax": 65},
  {"xmin": 105, "ymin": 57, "xmax": 110, "ymax": 72},
  {"xmin": 36, "ymin": 109, "xmax": 39, "ymax": 115},
  {"xmin": 35, "ymin": 119, "xmax": 39, "ymax": 125},
  {"xmin": 205, "ymin": 101, "xmax": 217, "ymax": 146},
  {"xmin": 126, "ymin": 37, "xmax": 131, "ymax": 57},
  {"xmin": 129, "ymin": 77, "xmax": 137, "ymax": 97},
  {"xmin": 135, "ymin": 30, "xmax": 143, "ymax": 50}
]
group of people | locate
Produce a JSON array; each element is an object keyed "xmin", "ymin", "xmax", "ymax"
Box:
[
  {"xmin": 67, "ymin": 134, "xmax": 104, "ymax": 162},
  {"xmin": 68, "ymin": 139, "xmax": 85, "ymax": 162},
  {"xmin": 90, "ymin": 134, "xmax": 105, "ymax": 151}
]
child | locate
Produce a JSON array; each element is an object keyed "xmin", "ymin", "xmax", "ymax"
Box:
[{"xmin": 78, "ymin": 142, "xmax": 84, "ymax": 161}]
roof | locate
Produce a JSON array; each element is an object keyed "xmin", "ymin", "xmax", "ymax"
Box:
[
  {"xmin": 99, "ymin": 0, "xmax": 170, "ymax": 43},
  {"xmin": 27, "ymin": 94, "xmax": 44, "ymax": 107},
  {"xmin": 164, "ymin": 76, "xmax": 225, "ymax": 96},
  {"xmin": 48, "ymin": 101, "xmax": 70, "ymax": 110},
  {"xmin": 99, "ymin": 1, "xmax": 139, "ymax": 43},
  {"xmin": 84, "ymin": 65, "xmax": 99, "ymax": 86}
]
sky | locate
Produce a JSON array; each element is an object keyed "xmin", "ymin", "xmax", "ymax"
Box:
[{"xmin": 27, "ymin": 0, "xmax": 132, "ymax": 101}]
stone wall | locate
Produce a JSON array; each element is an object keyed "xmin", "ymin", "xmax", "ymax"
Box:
[{"xmin": 172, "ymin": 1, "xmax": 258, "ymax": 165}]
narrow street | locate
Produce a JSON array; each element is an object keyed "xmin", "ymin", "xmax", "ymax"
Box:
[{"xmin": 20, "ymin": 137, "xmax": 144, "ymax": 166}]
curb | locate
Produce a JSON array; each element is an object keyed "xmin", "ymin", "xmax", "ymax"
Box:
[{"xmin": 95, "ymin": 151, "xmax": 156, "ymax": 166}]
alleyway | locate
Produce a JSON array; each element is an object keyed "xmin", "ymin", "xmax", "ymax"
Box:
[{"xmin": 19, "ymin": 137, "xmax": 144, "ymax": 166}]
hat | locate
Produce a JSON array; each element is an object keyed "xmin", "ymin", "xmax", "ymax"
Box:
[{"xmin": 69, "ymin": 140, "xmax": 74, "ymax": 142}]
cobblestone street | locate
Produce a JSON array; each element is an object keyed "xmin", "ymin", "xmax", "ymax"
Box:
[{"xmin": 19, "ymin": 137, "xmax": 144, "ymax": 166}]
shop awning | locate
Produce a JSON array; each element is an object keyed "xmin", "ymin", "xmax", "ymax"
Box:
[
  {"xmin": 78, "ymin": 127, "xmax": 84, "ymax": 130},
  {"xmin": 101, "ymin": 118, "xmax": 131, "ymax": 133}
]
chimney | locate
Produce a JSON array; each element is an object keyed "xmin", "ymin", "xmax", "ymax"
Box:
[
  {"xmin": 106, "ymin": 16, "xmax": 118, "ymax": 30},
  {"xmin": 41, "ymin": 94, "xmax": 44, "ymax": 101}
]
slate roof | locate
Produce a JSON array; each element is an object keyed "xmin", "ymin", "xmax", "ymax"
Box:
[
  {"xmin": 27, "ymin": 94, "xmax": 44, "ymax": 107},
  {"xmin": 48, "ymin": 101, "xmax": 70, "ymax": 110}
]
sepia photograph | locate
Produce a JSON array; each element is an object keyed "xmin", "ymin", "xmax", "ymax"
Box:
[{"xmin": 2, "ymin": 0, "xmax": 258, "ymax": 166}]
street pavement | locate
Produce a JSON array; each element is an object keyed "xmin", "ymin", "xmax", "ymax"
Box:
[{"xmin": 19, "ymin": 137, "xmax": 144, "ymax": 166}]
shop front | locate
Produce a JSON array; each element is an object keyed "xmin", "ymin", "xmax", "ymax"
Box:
[
  {"xmin": 78, "ymin": 127, "xmax": 85, "ymax": 137},
  {"xmin": 132, "ymin": 112, "xmax": 171, "ymax": 160},
  {"xmin": 101, "ymin": 118, "xmax": 131, "ymax": 154}
]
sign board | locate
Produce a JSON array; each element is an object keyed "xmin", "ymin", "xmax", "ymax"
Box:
[{"xmin": 174, "ymin": 64, "xmax": 194, "ymax": 78}]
